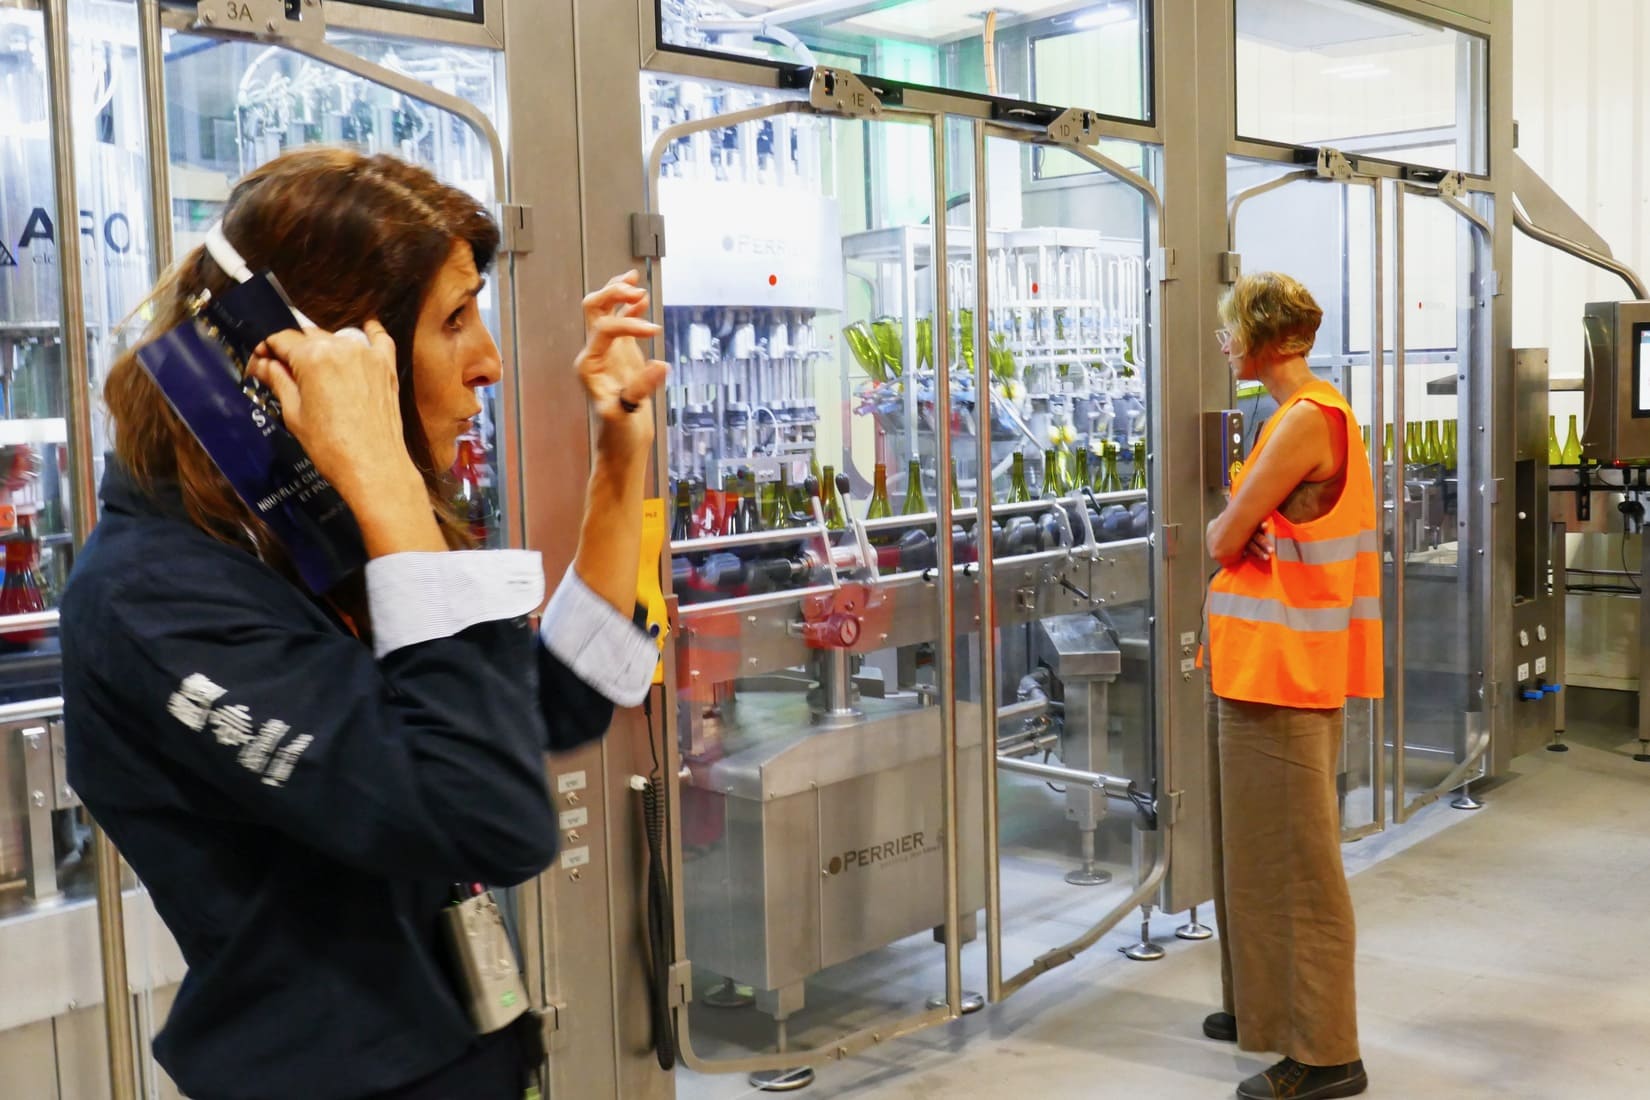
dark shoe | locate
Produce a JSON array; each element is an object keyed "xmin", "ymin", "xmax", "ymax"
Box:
[
  {"xmin": 1236, "ymin": 1057, "xmax": 1367, "ymax": 1100},
  {"xmin": 1203, "ymin": 1011, "xmax": 1237, "ymax": 1041}
]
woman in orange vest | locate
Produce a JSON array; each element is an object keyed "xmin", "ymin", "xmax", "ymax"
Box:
[{"xmin": 1202, "ymin": 273, "xmax": 1383, "ymax": 1100}]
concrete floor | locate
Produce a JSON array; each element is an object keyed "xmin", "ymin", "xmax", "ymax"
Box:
[{"xmin": 680, "ymin": 718, "xmax": 1650, "ymax": 1098}]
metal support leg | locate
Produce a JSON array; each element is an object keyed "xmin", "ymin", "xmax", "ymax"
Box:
[
  {"xmin": 703, "ymin": 977, "xmax": 754, "ymax": 1010},
  {"xmin": 749, "ymin": 1018, "xmax": 814, "ymax": 1092},
  {"xmin": 1450, "ymin": 778, "xmax": 1484, "ymax": 811},
  {"xmin": 1176, "ymin": 905, "xmax": 1213, "ymax": 941},
  {"xmin": 1120, "ymin": 905, "xmax": 1165, "ymax": 961},
  {"xmin": 1064, "ymin": 827, "xmax": 1113, "ymax": 887},
  {"xmin": 926, "ymin": 990, "xmax": 986, "ymax": 1014}
]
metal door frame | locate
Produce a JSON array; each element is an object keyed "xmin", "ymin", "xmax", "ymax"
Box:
[
  {"xmin": 644, "ymin": 80, "xmax": 970, "ymax": 1076},
  {"xmin": 1224, "ymin": 156, "xmax": 1387, "ymax": 843},
  {"xmin": 967, "ymin": 117, "xmax": 1172, "ymax": 1002},
  {"xmin": 1390, "ymin": 178, "xmax": 1494, "ymax": 825}
]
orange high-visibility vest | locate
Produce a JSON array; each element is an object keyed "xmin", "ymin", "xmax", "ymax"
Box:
[{"xmin": 1208, "ymin": 381, "xmax": 1384, "ymax": 708}]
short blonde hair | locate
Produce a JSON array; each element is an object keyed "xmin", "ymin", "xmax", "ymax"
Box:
[{"xmin": 1218, "ymin": 272, "xmax": 1323, "ymax": 360}]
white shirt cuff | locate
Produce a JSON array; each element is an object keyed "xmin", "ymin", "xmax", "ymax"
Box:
[
  {"xmin": 539, "ymin": 567, "xmax": 658, "ymax": 707},
  {"xmin": 366, "ymin": 550, "xmax": 546, "ymax": 659}
]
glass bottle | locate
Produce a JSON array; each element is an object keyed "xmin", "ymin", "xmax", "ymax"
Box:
[
  {"xmin": 1547, "ymin": 415, "xmax": 1562, "ymax": 465},
  {"xmin": 758, "ymin": 476, "xmax": 783, "ymax": 532},
  {"xmin": 1383, "ymin": 423, "xmax": 1394, "ymax": 465},
  {"xmin": 1075, "ymin": 448, "xmax": 1091, "ymax": 492},
  {"xmin": 1444, "ymin": 421, "xmax": 1459, "ymax": 469},
  {"xmin": 867, "ymin": 462, "xmax": 893, "ymax": 520},
  {"xmin": 1130, "ymin": 440, "xmax": 1148, "ymax": 490},
  {"xmin": 1043, "ymin": 448, "xmax": 1067, "ymax": 498},
  {"xmin": 736, "ymin": 469, "xmax": 761, "ymax": 534},
  {"xmin": 771, "ymin": 463, "xmax": 794, "ymax": 528},
  {"xmin": 1424, "ymin": 421, "xmax": 1442, "ymax": 466},
  {"xmin": 720, "ymin": 472, "xmax": 740, "ymax": 536},
  {"xmin": 1007, "ymin": 452, "xmax": 1032, "ymax": 503},
  {"xmin": 1561, "ymin": 413, "xmax": 1583, "ymax": 466},
  {"xmin": 902, "ymin": 458, "xmax": 927, "ymax": 516},
  {"xmin": 451, "ymin": 435, "xmax": 490, "ymax": 544},
  {"xmin": 671, "ymin": 478, "xmax": 693, "ymax": 541},
  {"xmin": 0, "ymin": 514, "xmax": 46, "ymax": 650},
  {"xmin": 950, "ymin": 458, "xmax": 964, "ymax": 510},
  {"xmin": 821, "ymin": 464, "xmax": 846, "ymax": 529},
  {"xmin": 1099, "ymin": 441, "xmax": 1122, "ymax": 493}
]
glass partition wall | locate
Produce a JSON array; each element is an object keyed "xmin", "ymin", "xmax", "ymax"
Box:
[{"xmin": 648, "ymin": 5, "xmax": 1172, "ymax": 1086}]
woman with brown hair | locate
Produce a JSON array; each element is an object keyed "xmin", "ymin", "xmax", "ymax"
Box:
[
  {"xmin": 1201, "ymin": 272, "xmax": 1383, "ymax": 1100},
  {"xmin": 61, "ymin": 147, "xmax": 665, "ymax": 1099}
]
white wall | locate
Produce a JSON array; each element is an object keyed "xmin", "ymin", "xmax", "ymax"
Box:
[
  {"xmin": 1513, "ymin": 0, "xmax": 1650, "ymax": 388},
  {"xmin": 1512, "ymin": 0, "xmax": 1650, "ymax": 690}
]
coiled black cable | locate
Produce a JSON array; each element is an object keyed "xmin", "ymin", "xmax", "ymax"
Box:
[{"xmin": 639, "ymin": 696, "xmax": 679, "ymax": 1070}]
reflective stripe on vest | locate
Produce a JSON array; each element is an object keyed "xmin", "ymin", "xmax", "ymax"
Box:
[
  {"xmin": 1270, "ymin": 529, "xmax": 1380, "ymax": 565},
  {"xmin": 1209, "ymin": 592, "xmax": 1382, "ymax": 633}
]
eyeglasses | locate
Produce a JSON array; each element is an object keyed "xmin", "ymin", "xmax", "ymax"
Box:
[{"xmin": 1215, "ymin": 328, "xmax": 1234, "ymax": 353}]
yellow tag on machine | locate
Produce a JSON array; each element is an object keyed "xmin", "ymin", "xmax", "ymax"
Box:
[{"xmin": 638, "ymin": 498, "xmax": 669, "ymax": 683}]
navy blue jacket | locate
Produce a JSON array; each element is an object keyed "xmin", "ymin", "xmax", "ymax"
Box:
[{"xmin": 61, "ymin": 464, "xmax": 614, "ymax": 1100}]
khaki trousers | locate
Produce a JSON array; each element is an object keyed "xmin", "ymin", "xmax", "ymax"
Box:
[{"xmin": 1208, "ymin": 695, "xmax": 1361, "ymax": 1067}]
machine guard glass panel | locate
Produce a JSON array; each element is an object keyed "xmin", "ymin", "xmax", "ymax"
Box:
[
  {"xmin": 162, "ymin": 26, "xmax": 508, "ymax": 545},
  {"xmin": 656, "ymin": 1, "xmax": 1153, "ymax": 124},
  {"xmin": 1226, "ymin": 158, "xmax": 1385, "ymax": 838},
  {"xmin": 650, "ymin": 75, "xmax": 968, "ymax": 1073},
  {"xmin": 959, "ymin": 131, "xmax": 1163, "ymax": 991},
  {"xmin": 0, "ymin": 7, "xmax": 515, "ymax": 1092},
  {"xmin": 1234, "ymin": 0, "xmax": 1489, "ymax": 176}
]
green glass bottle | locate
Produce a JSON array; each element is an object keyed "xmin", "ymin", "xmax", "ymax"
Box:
[
  {"xmin": 1043, "ymin": 448, "xmax": 1067, "ymax": 498},
  {"xmin": 1075, "ymin": 448, "xmax": 1091, "ymax": 493},
  {"xmin": 821, "ymin": 464, "xmax": 846, "ymax": 529},
  {"xmin": 1007, "ymin": 452, "xmax": 1032, "ymax": 503},
  {"xmin": 1130, "ymin": 440, "xmax": 1147, "ymax": 490},
  {"xmin": 1561, "ymin": 414, "xmax": 1583, "ymax": 466},
  {"xmin": 758, "ymin": 476, "xmax": 782, "ymax": 532},
  {"xmin": 1099, "ymin": 441, "xmax": 1122, "ymax": 493},
  {"xmin": 1383, "ymin": 423, "xmax": 1394, "ymax": 465},
  {"xmin": 867, "ymin": 462, "xmax": 893, "ymax": 520},
  {"xmin": 950, "ymin": 458, "xmax": 964, "ymax": 510},
  {"xmin": 902, "ymin": 459, "xmax": 927, "ymax": 515},
  {"xmin": 1547, "ymin": 415, "xmax": 1562, "ymax": 465},
  {"xmin": 1444, "ymin": 421, "xmax": 1458, "ymax": 469}
]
